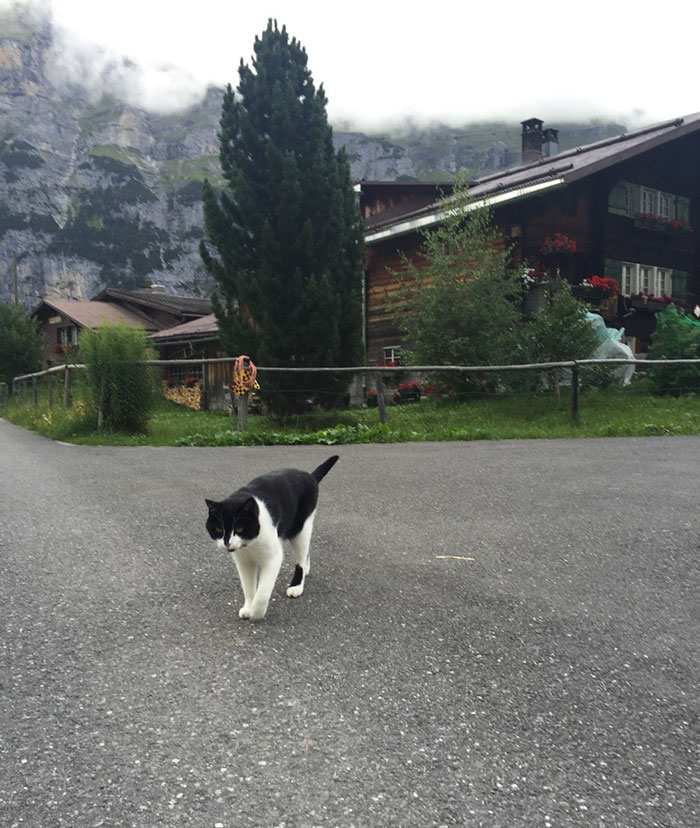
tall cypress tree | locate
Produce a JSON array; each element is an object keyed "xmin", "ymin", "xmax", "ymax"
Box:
[{"xmin": 201, "ymin": 20, "xmax": 364, "ymax": 413}]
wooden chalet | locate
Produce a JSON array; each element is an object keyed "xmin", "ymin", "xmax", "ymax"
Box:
[
  {"xmin": 32, "ymin": 297, "xmax": 158, "ymax": 365},
  {"xmin": 361, "ymin": 113, "xmax": 700, "ymax": 362},
  {"xmin": 32, "ymin": 285, "xmax": 212, "ymax": 366}
]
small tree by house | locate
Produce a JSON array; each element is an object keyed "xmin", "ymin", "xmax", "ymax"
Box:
[
  {"xmin": 396, "ymin": 180, "xmax": 522, "ymax": 392},
  {"xmin": 0, "ymin": 302, "xmax": 43, "ymax": 387},
  {"xmin": 521, "ymin": 281, "xmax": 599, "ymax": 403}
]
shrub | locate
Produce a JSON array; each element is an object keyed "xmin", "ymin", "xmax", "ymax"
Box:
[
  {"xmin": 79, "ymin": 323, "xmax": 157, "ymax": 432},
  {"xmin": 647, "ymin": 305, "xmax": 700, "ymax": 395},
  {"xmin": 395, "ymin": 179, "xmax": 522, "ymax": 393},
  {"xmin": 0, "ymin": 302, "xmax": 43, "ymax": 386}
]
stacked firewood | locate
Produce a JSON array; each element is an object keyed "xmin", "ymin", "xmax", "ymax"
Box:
[{"xmin": 163, "ymin": 382, "xmax": 203, "ymax": 410}]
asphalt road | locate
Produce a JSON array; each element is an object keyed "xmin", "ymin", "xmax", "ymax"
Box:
[{"xmin": 1, "ymin": 418, "xmax": 699, "ymax": 828}]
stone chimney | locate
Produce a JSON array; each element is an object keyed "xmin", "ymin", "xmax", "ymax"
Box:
[
  {"xmin": 542, "ymin": 127, "xmax": 559, "ymax": 158},
  {"xmin": 521, "ymin": 118, "xmax": 544, "ymax": 164}
]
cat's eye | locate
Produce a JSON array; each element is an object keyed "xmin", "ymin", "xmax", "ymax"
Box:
[
  {"xmin": 215, "ymin": 528, "xmax": 223, "ymax": 536},
  {"xmin": 234, "ymin": 526, "xmax": 243, "ymax": 534}
]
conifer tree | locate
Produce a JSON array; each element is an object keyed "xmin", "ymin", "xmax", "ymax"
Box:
[{"xmin": 201, "ymin": 20, "xmax": 364, "ymax": 413}]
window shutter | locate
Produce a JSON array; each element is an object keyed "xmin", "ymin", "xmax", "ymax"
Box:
[
  {"xmin": 672, "ymin": 271, "xmax": 687, "ymax": 299},
  {"xmin": 604, "ymin": 259, "xmax": 623, "ymax": 280},
  {"xmin": 675, "ymin": 196, "xmax": 690, "ymax": 224},
  {"xmin": 628, "ymin": 183, "xmax": 641, "ymax": 216},
  {"xmin": 608, "ymin": 182, "xmax": 629, "ymax": 216}
]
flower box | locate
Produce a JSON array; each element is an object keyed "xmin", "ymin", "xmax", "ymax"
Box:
[
  {"xmin": 626, "ymin": 294, "xmax": 675, "ymax": 312},
  {"xmin": 540, "ymin": 233, "xmax": 577, "ymax": 255},
  {"xmin": 633, "ymin": 214, "xmax": 694, "ymax": 234},
  {"xmin": 393, "ymin": 382, "xmax": 422, "ymax": 404}
]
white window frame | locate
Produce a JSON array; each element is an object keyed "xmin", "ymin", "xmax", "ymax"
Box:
[
  {"xmin": 611, "ymin": 181, "xmax": 688, "ymax": 222},
  {"xmin": 620, "ymin": 262, "xmax": 676, "ymax": 297},
  {"xmin": 621, "ymin": 263, "xmax": 634, "ymax": 295},
  {"xmin": 656, "ymin": 268, "xmax": 672, "ymax": 296},
  {"xmin": 382, "ymin": 346, "xmax": 402, "ymax": 366},
  {"xmin": 58, "ymin": 325, "xmax": 78, "ymax": 346},
  {"xmin": 641, "ymin": 188, "xmax": 657, "ymax": 216}
]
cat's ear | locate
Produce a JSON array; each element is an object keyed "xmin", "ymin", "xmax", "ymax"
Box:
[
  {"xmin": 241, "ymin": 496, "xmax": 258, "ymax": 515},
  {"xmin": 205, "ymin": 498, "xmax": 220, "ymax": 513}
]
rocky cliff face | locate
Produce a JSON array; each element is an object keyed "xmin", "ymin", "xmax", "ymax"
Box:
[
  {"xmin": 0, "ymin": 5, "xmax": 229, "ymax": 306},
  {"xmin": 0, "ymin": 5, "xmax": 625, "ymax": 308}
]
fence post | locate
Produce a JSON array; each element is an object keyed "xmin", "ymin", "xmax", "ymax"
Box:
[
  {"xmin": 200, "ymin": 362, "xmax": 208, "ymax": 411},
  {"xmin": 374, "ymin": 371, "xmax": 387, "ymax": 425},
  {"xmin": 237, "ymin": 393, "xmax": 249, "ymax": 431},
  {"xmin": 48, "ymin": 373, "xmax": 54, "ymax": 408},
  {"xmin": 571, "ymin": 361, "xmax": 580, "ymax": 422},
  {"xmin": 97, "ymin": 374, "xmax": 107, "ymax": 429},
  {"xmin": 32, "ymin": 375, "xmax": 38, "ymax": 406},
  {"xmin": 63, "ymin": 365, "xmax": 72, "ymax": 408}
]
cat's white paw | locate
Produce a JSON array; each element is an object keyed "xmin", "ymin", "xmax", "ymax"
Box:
[
  {"xmin": 286, "ymin": 585, "xmax": 304, "ymax": 598},
  {"xmin": 239, "ymin": 606, "xmax": 253, "ymax": 619}
]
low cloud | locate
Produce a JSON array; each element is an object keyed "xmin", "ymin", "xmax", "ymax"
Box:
[
  {"xmin": 49, "ymin": 25, "xmax": 211, "ymax": 113},
  {"xmin": 1, "ymin": 0, "xmax": 211, "ymax": 113}
]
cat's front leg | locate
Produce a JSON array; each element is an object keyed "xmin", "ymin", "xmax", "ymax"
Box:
[
  {"xmin": 248, "ymin": 543, "xmax": 283, "ymax": 620},
  {"xmin": 232, "ymin": 553, "xmax": 257, "ymax": 619}
]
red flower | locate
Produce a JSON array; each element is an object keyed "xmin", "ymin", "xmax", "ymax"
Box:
[
  {"xmin": 585, "ymin": 275, "xmax": 618, "ymax": 297},
  {"xmin": 540, "ymin": 233, "xmax": 577, "ymax": 254}
]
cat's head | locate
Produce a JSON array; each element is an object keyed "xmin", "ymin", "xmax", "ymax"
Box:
[{"xmin": 205, "ymin": 496, "xmax": 260, "ymax": 552}]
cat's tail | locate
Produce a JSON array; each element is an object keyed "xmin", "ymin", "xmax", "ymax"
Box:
[{"xmin": 311, "ymin": 455, "xmax": 339, "ymax": 483}]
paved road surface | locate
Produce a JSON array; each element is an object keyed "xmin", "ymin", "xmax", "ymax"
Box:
[{"xmin": 1, "ymin": 418, "xmax": 699, "ymax": 827}]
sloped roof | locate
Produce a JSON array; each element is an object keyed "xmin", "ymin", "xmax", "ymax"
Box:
[
  {"xmin": 365, "ymin": 112, "xmax": 700, "ymax": 242},
  {"xmin": 148, "ymin": 313, "xmax": 219, "ymax": 341},
  {"xmin": 91, "ymin": 288, "xmax": 212, "ymax": 317},
  {"xmin": 33, "ymin": 298, "xmax": 158, "ymax": 330}
]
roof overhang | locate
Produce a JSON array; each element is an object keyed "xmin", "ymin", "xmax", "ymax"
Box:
[{"xmin": 364, "ymin": 178, "xmax": 567, "ymax": 244}]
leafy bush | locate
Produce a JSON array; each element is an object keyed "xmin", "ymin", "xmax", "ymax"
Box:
[
  {"xmin": 0, "ymin": 302, "xmax": 43, "ymax": 386},
  {"xmin": 647, "ymin": 305, "xmax": 700, "ymax": 395},
  {"xmin": 79, "ymin": 323, "xmax": 157, "ymax": 432},
  {"xmin": 522, "ymin": 281, "xmax": 598, "ymax": 365},
  {"xmin": 396, "ymin": 179, "xmax": 521, "ymax": 391}
]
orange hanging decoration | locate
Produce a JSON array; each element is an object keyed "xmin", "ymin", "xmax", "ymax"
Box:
[{"xmin": 231, "ymin": 355, "xmax": 260, "ymax": 397}]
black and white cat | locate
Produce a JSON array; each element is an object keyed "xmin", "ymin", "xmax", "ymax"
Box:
[{"xmin": 205, "ymin": 455, "xmax": 339, "ymax": 620}]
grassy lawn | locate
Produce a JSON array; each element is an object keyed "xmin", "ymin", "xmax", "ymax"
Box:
[{"xmin": 2, "ymin": 381, "xmax": 699, "ymax": 445}]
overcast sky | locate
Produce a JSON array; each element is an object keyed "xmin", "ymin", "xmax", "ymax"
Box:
[{"xmin": 5, "ymin": 0, "xmax": 699, "ymax": 130}]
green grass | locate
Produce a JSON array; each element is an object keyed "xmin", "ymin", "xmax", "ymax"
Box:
[{"xmin": 3, "ymin": 381, "xmax": 699, "ymax": 446}]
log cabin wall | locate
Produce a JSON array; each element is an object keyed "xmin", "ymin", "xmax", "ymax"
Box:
[
  {"xmin": 365, "ymin": 233, "xmax": 424, "ymax": 363},
  {"xmin": 364, "ymin": 130, "xmax": 700, "ymax": 359}
]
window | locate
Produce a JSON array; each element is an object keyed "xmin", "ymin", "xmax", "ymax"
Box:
[
  {"xmin": 641, "ymin": 188, "xmax": 656, "ymax": 216},
  {"xmin": 58, "ymin": 326, "xmax": 78, "ymax": 346},
  {"xmin": 617, "ymin": 262, "xmax": 684, "ymax": 297},
  {"xmin": 657, "ymin": 268, "xmax": 672, "ymax": 295},
  {"xmin": 621, "ymin": 263, "xmax": 634, "ymax": 295},
  {"xmin": 609, "ymin": 181, "xmax": 691, "ymax": 224},
  {"xmin": 164, "ymin": 366, "xmax": 203, "ymax": 385},
  {"xmin": 382, "ymin": 346, "xmax": 402, "ymax": 366}
]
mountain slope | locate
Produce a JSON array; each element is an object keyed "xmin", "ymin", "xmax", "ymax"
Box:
[{"xmin": 0, "ymin": 5, "xmax": 627, "ymax": 307}]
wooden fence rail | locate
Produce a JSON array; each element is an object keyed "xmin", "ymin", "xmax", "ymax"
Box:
[{"xmin": 9, "ymin": 357, "xmax": 700, "ymax": 426}]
